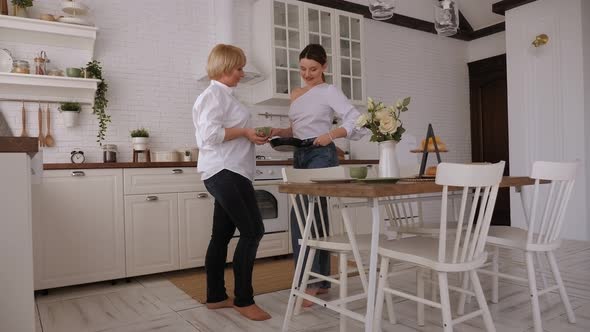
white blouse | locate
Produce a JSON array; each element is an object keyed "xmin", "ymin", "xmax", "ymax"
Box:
[
  {"xmin": 289, "ymin": 83, "xmax": 366, "ymax": 140},
  {"xmin": 192, "ymin": 80, "xmax": 255, "ymax": 181}
]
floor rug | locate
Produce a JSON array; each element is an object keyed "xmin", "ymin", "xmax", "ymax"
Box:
[{"xmin": 168, "ymin": 256, "xmax": 295, "ymax": 304}]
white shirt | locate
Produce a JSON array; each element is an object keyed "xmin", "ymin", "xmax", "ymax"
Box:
[
  {"xmin": 192, "ymin": 80, "xmax": 255, "ymax": 181},
  {"xmin": 289, "ymin": 83, "xmax": 366, "ymax": 140}
]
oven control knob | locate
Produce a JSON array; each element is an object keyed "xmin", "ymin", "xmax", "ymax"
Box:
[
  {"xmin": 255, "ymin": 169, "xmax": 263, "ymax": 175},
  {"xmin": 267, "ymin": 170, "xmax": 274, "ymax": 175}
]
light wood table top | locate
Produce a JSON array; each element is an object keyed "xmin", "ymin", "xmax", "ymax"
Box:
[{"xmin": 279, "ymin": 176, "xmax": 540, "ymax": 198}]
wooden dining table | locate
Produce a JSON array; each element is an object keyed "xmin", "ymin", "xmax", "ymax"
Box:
[{"xmin": 279, "ymin": 176, "xmax": 539, "ymax": 332}]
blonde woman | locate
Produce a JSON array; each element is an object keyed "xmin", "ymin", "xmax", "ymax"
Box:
[{"xmin": 192, "ymin": 44, "xmax": 271, "ymax": 321}]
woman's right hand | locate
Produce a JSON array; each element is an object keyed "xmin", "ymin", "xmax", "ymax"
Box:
[{"xmin": 245, "ymin": 128, "xmax": 268, "ymax": 145}]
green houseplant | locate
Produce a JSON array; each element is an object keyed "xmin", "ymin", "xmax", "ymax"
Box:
[
  {"xmin": 11, "ymin": 0, "xmax": 33, "ymax": 17},
  {"xmin": 130, "ymin": 128, "xmax": 149, "ymax": 150},
  {"xmin": 59, "ymin": 102, "xmax": 81, "ymax": 128},
  {"xmin": 85, "ymin": 60, "xmax": 110, "ymax": 145}
]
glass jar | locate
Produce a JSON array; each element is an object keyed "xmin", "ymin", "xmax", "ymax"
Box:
[
  {"xmin": 34, "ymin": 57, "xmax": 48, "ymax": 75},
  {"xmin": 102, "ymin": 144, "xmax": 117, "ymax": 163},
  {"xmin": 12, "ymin": 60, "xmax": 30, "ymax": 74}
]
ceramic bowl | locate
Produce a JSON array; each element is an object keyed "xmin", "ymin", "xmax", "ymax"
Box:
[
  {"xmin": 349, "ymin": 166, "xmax": 368, "ymax": 179},
  {"xmin": 66, "ymin": 67, "xmax": 82, "ymax": 77},
  {"xmin": 256, "ymin": 126, "xmax": 272, "ymax": 136}
]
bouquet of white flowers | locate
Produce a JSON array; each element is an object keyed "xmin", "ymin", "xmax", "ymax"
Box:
[{"xmin": 356, "ymin": 97, "xmax": 411, "ymax": 142}]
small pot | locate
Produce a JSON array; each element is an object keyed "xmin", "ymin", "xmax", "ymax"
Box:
[
  {"xmin": 61, "ymin": 111, "xmax": 79, "ymax": 128},
  {"xmin": 132, "ymin": 137, "xmax": 149, "ymax": 151}
]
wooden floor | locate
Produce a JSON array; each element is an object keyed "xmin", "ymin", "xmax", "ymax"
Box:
[{"xmin": 34, "ymin": 240, "xmax": 590, "ymax": 332}]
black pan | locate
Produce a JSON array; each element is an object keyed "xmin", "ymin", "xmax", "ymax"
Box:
[{"xmin": 269, "ymin": 137, "xmax": 304, "ymax": 152}]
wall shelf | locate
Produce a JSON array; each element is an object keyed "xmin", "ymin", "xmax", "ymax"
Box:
[
  {"xmin": 0, "ymin": 73, "xmax": 100, "ymax": 104},
  {"xmin": 0, "ymin": 15, "xmax": 97, "ymax": 52}
]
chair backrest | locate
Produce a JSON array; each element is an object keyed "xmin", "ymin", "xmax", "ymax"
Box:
[
  {"xmin": 526, "ymin": 161, "xmax": 579, "ymax": 246},
  {"xmin": 282, "ymin": 166, "xmax": 347, "ymax": 240},
  {"xmin": 435, "ymin": 161, "xmax": 505, "ymax": 264}
]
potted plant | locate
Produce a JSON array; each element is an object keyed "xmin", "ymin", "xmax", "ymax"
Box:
[
  {"xmin": 59, "ymin": 102, "xmax": 81, "ymax": 128},
  {"xmin": 130, "ymin": 128, "xmax": 149, "ymax": 150},
  {"xmin": 11, "ymin": 0, "xmax": 33, "ymax": 17},
  {"xmin": 85, "ymin": 60, "xmax": 110, "ymax": 146}
]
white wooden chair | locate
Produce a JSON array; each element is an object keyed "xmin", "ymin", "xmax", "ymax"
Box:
[
  {"xmin": 474, "ymin": 161, "xmax": 579, "ymax": 332},
  {"xmin": 373, "ymin": 161, "xmax": 505, "ymax": 332},
  {"xmin": 281, "ymin": 166, "xmax": 394, "ymax": 332}
]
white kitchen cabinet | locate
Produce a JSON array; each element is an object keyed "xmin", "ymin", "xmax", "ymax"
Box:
[
  {"xmin": 124, "ymin": 193, "xmax": 179, "ymax": 277},
  {"xmin": 251, "ymin": 0, "xmax": 365, "ymax": 105},
  {"xmin": 32, "ymin": 169, "xmax": 125, "ymax": 290},
  {"xmin": 178, "ymin": 191, "xmax": 214, "ymax": 268},
  {"xmin": 227, "ymin": 232, "xmax": 290, "ymax": 261},
  {"xmin": 334, "ymin": 10, "xmax": 365, "ymax": 105}
]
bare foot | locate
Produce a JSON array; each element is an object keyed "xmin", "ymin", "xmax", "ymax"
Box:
[
  {"xmin": 206, "ymin": 298, "xmax": 233, "ymax": 309},
  {"xmin": 234, "ymin": 304, "xmax": 272, "ymax": 321},
  {"xmin": 302, "ymin": 288, "xmax": 328, "ymax": 307}
]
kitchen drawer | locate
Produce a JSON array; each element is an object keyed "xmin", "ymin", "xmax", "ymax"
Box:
[{"xmin": 124, "ymin": 168, "xmax": 204, "ymax": 195}]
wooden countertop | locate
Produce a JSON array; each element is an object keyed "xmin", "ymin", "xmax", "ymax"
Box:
[
  {"xmin": 0, "ymin": 137, "xmax": 38, "ymax": 153},
  {"xmin": 43, "ymin": 159, "xmax": 379, "ymax": 170}
]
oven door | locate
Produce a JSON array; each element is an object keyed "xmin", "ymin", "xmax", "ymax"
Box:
[{"xmin": 251, "ymin": 180, "xmax": 289, "ymax": 233}]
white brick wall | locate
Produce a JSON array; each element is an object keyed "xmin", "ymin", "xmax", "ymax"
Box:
[{"xmin": 1, "ymin": 0, "xmax": 472, "ymax": 166}]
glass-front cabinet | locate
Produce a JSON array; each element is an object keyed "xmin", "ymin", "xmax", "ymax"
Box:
[
  {"xmin": 273, "ymin": 1, "xmax": 303, "ymax": 95},
  {"xmin": 336, "ymin": 11, "xmax": 365, "ymax": 104},
  {"xmin": 251, "ymin": 0, "xmax": 365, "ymax": 105},
  {"xmin": 304, "ymin": 4, "xmax": 334, "ymax": 85}
]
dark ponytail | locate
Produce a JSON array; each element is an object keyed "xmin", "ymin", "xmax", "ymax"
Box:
[{"xmin": 300, "ymin": 44, "xmax": 327, "ymax": 82}]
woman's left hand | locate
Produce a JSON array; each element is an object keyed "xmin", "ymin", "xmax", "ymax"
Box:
[{"xmin": 313, "ymin": 133, "xmax": 333, "ymax": 146}]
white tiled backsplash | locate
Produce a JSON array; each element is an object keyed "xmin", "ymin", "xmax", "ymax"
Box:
[{"xmin": 1, "ymin": 0, "xmax": 471, "ymax": 167}]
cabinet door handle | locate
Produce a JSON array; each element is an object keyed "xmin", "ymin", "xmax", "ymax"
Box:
[
  {"xmin": 197, "ymin": 193, "xmax": 208, "ymax": 199},
  {"xmin": 71, "ymin": 171, "xmax": 86, "ymax": 177},
  {"xmin": 172, "ymin": 169, "xmax": 183, "ymax": 174},
  {"xmin": 146, "ymin": 195, "xmax": 159, "ymax": 201}
]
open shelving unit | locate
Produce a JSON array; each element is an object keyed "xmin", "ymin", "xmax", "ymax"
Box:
[{"xmin": 0, "ymin": 15, "xmax": 99, "ymax": 104}]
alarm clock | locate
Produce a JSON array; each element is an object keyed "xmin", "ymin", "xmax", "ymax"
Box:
[{"xmin": 70, "ymin": 150, "xmax": 85, "ymax": 164}]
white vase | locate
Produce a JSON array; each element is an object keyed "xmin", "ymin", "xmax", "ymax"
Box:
[
  {"xmin": 61, "ymin": 111, "xmax": 79, "ymax": 128},
  {"xmin": 378, "ymin": 140, "xmax": 400, "ymax": 178},
  {"xmin": 132, "ymin": 137, "xmax": 149, "ymax": 151}
]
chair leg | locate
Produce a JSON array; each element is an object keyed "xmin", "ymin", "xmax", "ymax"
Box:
[
  {"xmin": 431, "ymin": 269, "xmax": 438, "ymax": 302},
  {"xmin": 491, "ymin": 246, "xmax": 499, "ymax": 304},
  {"xmin": 294, "ymin": 247, "xmax": 316, "ymax": 315},
  {"xmin": 417, "ymin": 268, "xmax": 425, "ymax": 326},
  {"xmin": 438, "ymin": 272, "xmax": 453, "ymax": 332},
  {"xmin": 384, "ymin": 276, "xmax": 397, "ymax": 325},
  {"xmin": 374, "ymin": 257, "xmax": 391, "ymax": 332},
  {"xmin": 457, "ymin": 271, "xmax": 470, "ymax": 315},
  {"xmin": 470, "ymin": 270, "xmax": 497, "ymax": 332},
  {"xmin": 525, "ymin": 252, "xmax": 543, "ymax": 332},
  {"xmin": 339, "ymin": 252, "xmax": 348, "ymax": 332},
  {"xmin": 547, "ymin": 251, "xmax": 576, "ymax": 323},
  {"xmin": 535, "ymin": 251, "xmax": 549, "ymax": 291}
]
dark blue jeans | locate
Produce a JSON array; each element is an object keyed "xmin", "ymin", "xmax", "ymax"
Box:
[
  {"xmin": 291, "ymin": 143, "xmax": 339, "ymax": 289},
  {"xmin": 203, "ymin": 169, "xmax": 265, "ymax": 307}
]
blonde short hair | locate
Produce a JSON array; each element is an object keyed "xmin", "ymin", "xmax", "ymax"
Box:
[{"xmin": 206, "ymin": 44, "xmax": 246, "ymax": 80}]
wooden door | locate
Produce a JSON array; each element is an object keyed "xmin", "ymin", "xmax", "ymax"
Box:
[{"xmin": 468, "ymin": 54, "xmax": 510, "ymax": 226}]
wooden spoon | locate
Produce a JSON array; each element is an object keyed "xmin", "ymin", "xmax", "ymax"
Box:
[
  {"xmin": 20, "ymin": 102, "xmax": 28, "ymax": 137},
  {"xmin": 44, "ymin": 104, "xmax": 55, "ymax": 147},
  {"xmin": 37, "ymin": 103, "xmax": 45, "ymax": 147}
]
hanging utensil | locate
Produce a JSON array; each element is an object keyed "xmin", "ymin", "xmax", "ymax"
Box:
[
  {"xmin": 44, "ymin": 104, "xmax": 55, "ymax": 147},
  {"xmin": 37, "ymin": 103, "xmax": 44, "ymax": 147},
  {"xmin": 20, "ymin": 101, "xmax": 28, "ymax": 137}
]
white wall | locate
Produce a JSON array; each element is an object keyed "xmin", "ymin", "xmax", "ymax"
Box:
[
  {"xmin": 506, "ymin": 0, "xmax": 588, "ymax": 240},
  {"xmin": 467, "ymin": 32, "xmax": 506, "ymax": 63},
  {"xmin": 583, "ymin": 0, "xmax": 590, "ymax": 240},
  {"xmin": 0, "ymin": 0, "xmax": 470, "ymax": 166}
]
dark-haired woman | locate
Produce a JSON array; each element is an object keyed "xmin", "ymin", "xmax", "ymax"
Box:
[{"xmin": 270, "ymin": 44, "xmax": 366, "ymax": 306}]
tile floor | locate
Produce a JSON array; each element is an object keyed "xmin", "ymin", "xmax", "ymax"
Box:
[{"xmin": 35, "ymin": 240, "xmax": 590, "ymax": 332}]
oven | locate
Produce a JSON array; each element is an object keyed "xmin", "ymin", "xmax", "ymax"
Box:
[{"xmin": 235, "ymin": 165, "xmax": 289, "ymax": 235}]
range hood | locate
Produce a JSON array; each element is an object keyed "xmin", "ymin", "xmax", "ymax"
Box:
[{"xmin": 198, "ymin": 0, "xmax": 264, "ymax": 85}]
